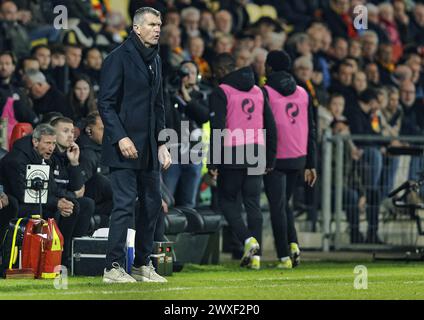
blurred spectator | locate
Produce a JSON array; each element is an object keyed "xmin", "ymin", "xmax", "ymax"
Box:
[
  {"xmin": 399, "ymin": 80, "xmax": 423, "ymax": 135},
  {"xmin": 365, "ymin": 3, "xmax": 390, "ymax": 44},
  {"xmin": 0, "ymin": 51, "xmax": 38, "ymax": 126},
  {"xmin": 286, "ymin": 32, "xmax": 312, "ymax": 61},
  {"xmin": 52, "ymin": 44, "xmax": 83, "ymax": 95},
  {"xmin": 96, "ymin": 11, "xmax": 128, "ymax": 54},
  {"xmin": 160, "ymin": 24, "xmax": 189, "ymax": 74},
  {"xmin": 361, "ymin": 31, "xmax": 379, "ymax": 65},
  {"xmin": 262, "ymin": 32, "xmax": 286, "ymax": 52},
  {"xmin": 214, "ymin": 10, "xmax": 233, "ymax": 35},
  {"xmin": 199, "ymin": 9, "xmax": 216, "ymax": 47},
  {"xmin": 323, "ymin": 0, "xmax": 357, "ymax": 40},
  {"xmin": 0, "ymin": 1, "xmax": 31, "ymax": 59},
  {"xmin": 234, "ymin": 47, "xmax": 253, "ymax": 69},
  {"xmin": 78, "ymin": 111, "xmax": 112, "ymax": 230},
  {"xmin": 348, "ymin": 39, "xmax": 362, "ymax": 61},
  {"xmin": 67, "ymin": 75, "xmax": 97, "ymax": 126},
  {"xmin": 164, "ymin": 7, "xmax": 181, "ymax": 27},
  {"xmin": 31, "ymin": 45, "xmax": 51, "ymax": 72},
  {"xmin": 390, "ymin": 64, "xmax": 413, "ymax": 87},
  {"xmin": 365, "ymin": 62, "xmax": 381, "ymax": 88},
  {"xmin": 24, "ymin": 69, "xmax": 70, "ymax": 118},
  {"xmin": 408, "ymin": 3, "xmax": 424, "ymax": 46},
  {"xmin": 50, "ymin": 45, "xmax": 66, "ymax": 69},
  {"xmin": 82, "ymin": 47, "xmax": 103, "ymax": 95},
  {"xmin": 378, "ymin": 2, "xmax": 404, "ymax": 62},
  {"xmin": 280, "ymin": 0, "xmax": 320, "ymax": 33},
  {"xmin": 330, "ymin": 37, "xmax": 349, "ymax": 64},
  {"xmin": 329, "ymin": 60, "xmax": 356, "ymax": 113},
  {"xmin": 251, "ymin": 47, "xmax": 268, "ymax": 86},
  {"xmin": 219, "ymin": 0, "xmax": 249, "ymax": 34},
  {"xmin": 213, "ymin": 33, "xmax": 234, "ymax": 55},
  {"xmin": 188, "ymin": 36, "xmax": 211, "ymax": 80},
  {"xmin": 180, "ymin": 6, "xmax": 202, "ymax": 47},
  {"xmin": 376, "ymin": 43, "xmax": 395, "ymax": 85}
]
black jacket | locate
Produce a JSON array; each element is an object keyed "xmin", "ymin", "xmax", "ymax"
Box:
[
  {"xmin": 0, "ymin": 136, "xmax": 77, "ymax": 215},
  {"xmin": 78, "ymin": 132, "xmax": 109, "ymax": 183},
  {"xmin": 98, "ymin": 34, "xmax": 166, "ymax": 170},
  {"xmin": 208, "ymin": 66, "xmax": 277, "ymax": 171},
  {"xmin": 50, "ymin": 148, "xmax": 84, "ymax": 195},
  {"xmin": 264, "ymin": 71, "xmax": 317, "ymax": 171},
  {"xmin": 33, "ymin": 86, "xmax": 71, "ymax": 118}
]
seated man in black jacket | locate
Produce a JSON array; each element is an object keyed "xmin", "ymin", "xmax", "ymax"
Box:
[
  {"xmin": 50, "ymin": 117, "xmax": 94, "ymax": 237},
  {"xmin": 0, "ymin": 124, "xmax": 82, "ymax": 267},
  {"xmin": 78, "ymin": 111, "xmax": 112, "ymax": 229}
]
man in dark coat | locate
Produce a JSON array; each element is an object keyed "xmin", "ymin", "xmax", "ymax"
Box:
[{"xmin": 98, "ymin": 7, "xmax": 171, "ymax": 284}]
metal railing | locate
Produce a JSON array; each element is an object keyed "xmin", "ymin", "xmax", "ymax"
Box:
[{"xmin": 321, "ymin": 131, "xmax": 424, "ymax": 251}]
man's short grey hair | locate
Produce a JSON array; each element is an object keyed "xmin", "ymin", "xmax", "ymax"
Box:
[
  {"xmin": 181, "ymin": 7, "xmax": 200, "ymax": 22},
  {"xmin": 294, "ymin": 56, "xmax": 313, "ymax": 70},
  {"xmin": 26, "ymin": 70, "xmax": 47, "ymax": 85},
  {"xmin": 33, "ymin": 123, "xmax": 56, "ymax": 141},
  {"xmin": 133, "ymin": 7, "xmax": 161, "ymax": 26}
]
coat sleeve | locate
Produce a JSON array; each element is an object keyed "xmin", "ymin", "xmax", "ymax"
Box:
[
  {"xmin": 208, "ymin": 87, "xmax": 227, "ymax": 170},
  {"xmin": 306, "ymin": 96, "xmax": 318, "ymax": 169},
  {"xmin": 155, "ymin": 56, "xmax": 167, "ymax": 146},
  {"xmin": 98, "ymin": 51, "xmax": 127, "ymax": 145},
  {"xmin": 262, "ymin": 90, "xmax": 277, "ymax": 169}
]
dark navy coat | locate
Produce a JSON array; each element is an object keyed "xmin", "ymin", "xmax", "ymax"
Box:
[{"xmin": 98, "ymin": 37, "xmax": 166, "ymax": 170}]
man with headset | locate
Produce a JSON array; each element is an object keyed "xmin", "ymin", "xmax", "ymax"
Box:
[{"xmin": 163, "ymin": 60, "xmax": 209, "ymax": 207}]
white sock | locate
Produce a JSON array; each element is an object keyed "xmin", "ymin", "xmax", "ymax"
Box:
[{"xmin": 280, "ymin": 256, "xmax": 290, "ymax": 262}]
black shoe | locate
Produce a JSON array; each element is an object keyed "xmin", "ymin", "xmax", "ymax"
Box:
[
  {"xmin": 365, "ymin": 234, "xmax": 384, "ymax": 244},
  {"xmin": 350, "ymin": 232, "xmax": 365, "ymax": 244}
]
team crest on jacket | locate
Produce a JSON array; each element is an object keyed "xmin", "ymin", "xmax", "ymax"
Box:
[
  {"xmin": 241, "ymin": 98, "xmax": 255, "ymax": 120},
  {"xmin": 286, "ymin": 103, "xmax": 299, "ymax": 124}
]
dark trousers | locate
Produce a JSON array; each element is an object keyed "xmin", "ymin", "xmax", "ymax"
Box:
[
  {"xmin": 218, "ymin": 168, "xmax": 263, "ymax": 255},
  {"xmin": 85, "ymin": 173, "xmax": 113, "ymax": 228},
  {"xmin": 106, "ymin": 168, "xmax": 162, "ymax": 269},
  {"xmin": 264, "ymin": 169, "xmax": 299, "ymax": 259}
]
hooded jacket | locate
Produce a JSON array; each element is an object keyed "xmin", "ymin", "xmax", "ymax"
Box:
[
  {"xmin": 208, "ymin": 66, "xmax": 277, "ymax": 171},
  {"xmin": 78, "ymin": 132, "xmax": 110, "ymax": 183},
  {"xmin": 264, "ymin": 71, "xmax": 317, "ymax": 171}
]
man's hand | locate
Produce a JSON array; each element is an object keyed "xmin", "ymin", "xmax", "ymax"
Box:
[
  {"xmin": 209, "ymin": 169, "xmax": 218, "ymax": 180},
  {"xmin": 119, "ymin": 137, "xmax": 138, "ymax": 159},
  {"xmin": 17, "ymin": 10, "xmax": 32, "ymax": 24},
  {"xmin": 162, "ymin": 199, "xmax": 169, "ymax": 214},
  {"xmin": 304, "ymin": 168, "xmax": 317, "ymax": 187},
  {"xmin": 0, "ymin": 193, "xmax": 9, "ymax": 210},
  {"xmin": 67, "ymin": 142, "xmax": 80, "ymax": 166},
  {"xmin": 75, "ymin": 185, "xmax": 85, "ymax": 198},
  {"xmin": 57, "ymin": 198, "xmax": 74, "ymax": 217},
  {"xmin": 358, "ymin": 196, "xmax": 367, "ymax": 213},
  {"xmin": 158, "ymin": 145, "xmax": 172, "ymax": 170}
]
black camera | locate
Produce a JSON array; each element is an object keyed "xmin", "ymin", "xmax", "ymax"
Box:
[
  {"xmin": 30, "ymin": 177, "xmax": 44, "ymax": 191},
  {"xmin": 166, "ymin": 66, "xmax": 190, "ymax": 93}
]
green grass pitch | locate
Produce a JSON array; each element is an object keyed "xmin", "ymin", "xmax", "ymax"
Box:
[{"xmin": 0, "ymin": 261, "xmax": 423, "ymax": 300}]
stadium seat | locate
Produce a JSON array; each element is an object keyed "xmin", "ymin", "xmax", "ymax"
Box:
[{"xmin": 9, "ymin": 123, "xmax": 33, "ymax": 151}]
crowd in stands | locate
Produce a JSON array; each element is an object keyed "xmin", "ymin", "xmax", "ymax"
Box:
[{"xmin": 0, "ymin": 0, "xmax": 424, "ymax": 263}]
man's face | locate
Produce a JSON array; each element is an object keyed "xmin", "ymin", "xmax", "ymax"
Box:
[
  {"xmin": 182, "ymin": 63, "xmax": 198, "ymax": 87},
  {"xmin": 334, "ymin": 39, "xmax": 348, "ymax": 60},
  {"xmin": 66, "ymin": 47, "xmax": 82, "ymax": 69},
  {"xmin": 294, "ymin": 65, "xmax": 313, "ymax": 83},
  {"xmin": 134, "ymin": 13, "xmax": 162, "ymax": 47},
  {"xmin": 400, "ymin": 83, "xmax": 416, "ymax": 107},
  {"xmin": 23, "ymin": 59, "xmax": 40, "ymax": 73},
  {"xmin": 88, "ymin": 117, "xmax": 104, "ymax": 145},
  {"xmin": 33, "ymin": 135, "xmax": 56, "ymax": 160},
  {"xmin": 1, "ymin": 2, "xmax": 18, "ymax": 22},
  {"xmin": 86, "ymin": 49, "xmax": 102, "ymax": 70},
  {"xmin": 34, "ymin": 48, "xmax": 51, "ymax": 70},
  {"xmin": 189, "ymin": 38, "xmax": 204, "ymax": 58},
  {"xmin": 339, "ymin": 65, "xmax": 353, "ymax": 86},
  {"xmin": 54, "ymin": 122, "xmax": 75, "ymax": 149},
  {"xmin": 0, "ymin": 54, "xmax": 15, "ymax": 80},
  {"xmin": 235, "ymin": 50, "xmax": 253, "ymax": 68}
]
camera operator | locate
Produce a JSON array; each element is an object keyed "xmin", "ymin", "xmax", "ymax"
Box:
[
  {"xmin": 163, "ymin": 60, "xmax": 209, "ymax": 208},
  {"xmin": 0, "ymin": 124, "xmax": 81, "ymax": 267}
]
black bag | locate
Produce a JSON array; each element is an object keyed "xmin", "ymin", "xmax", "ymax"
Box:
[{"xmin": 1, "ymin": 218, "xmax": 30, "ymax": 277}]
